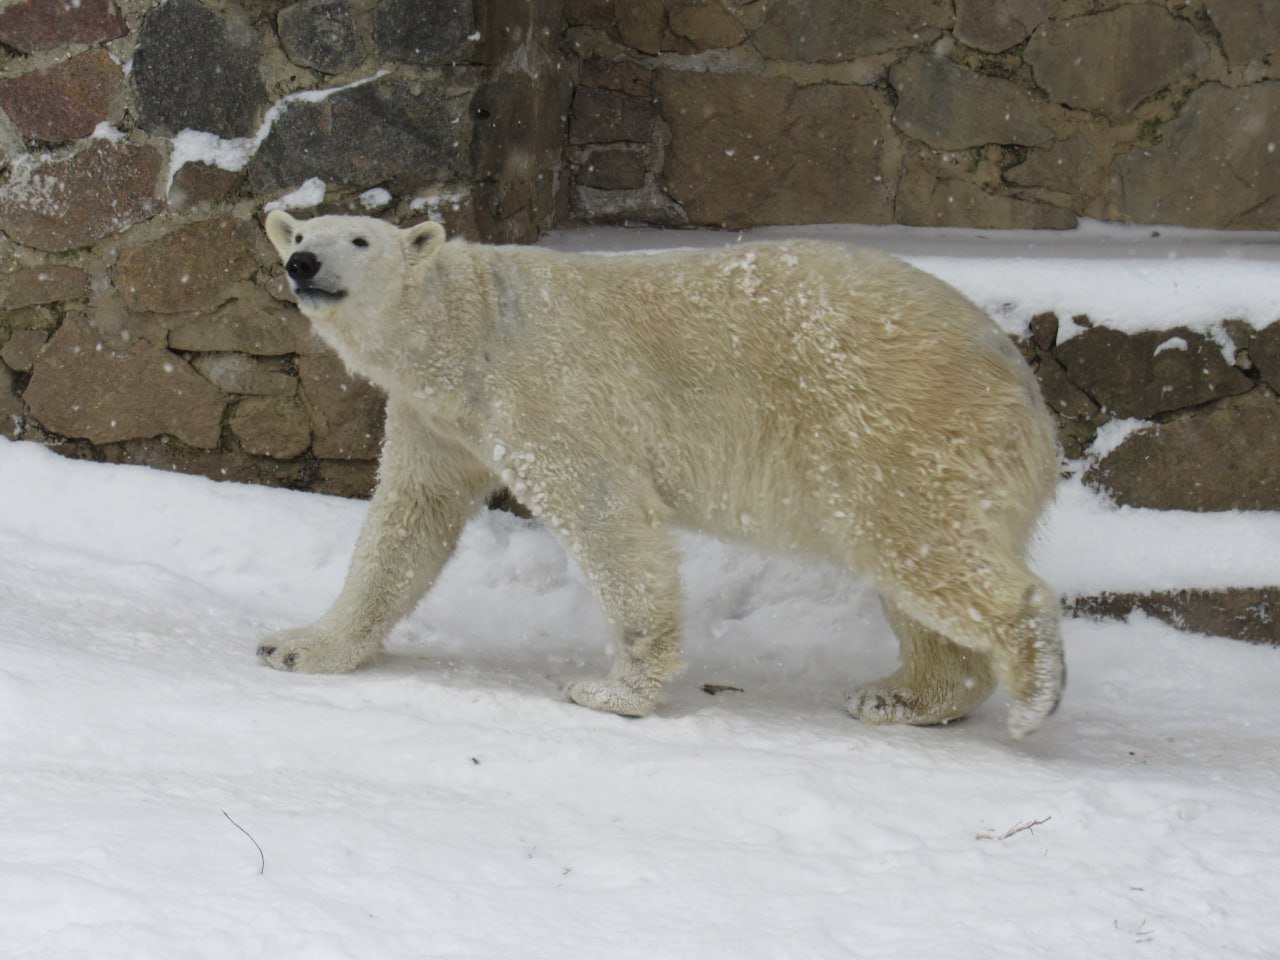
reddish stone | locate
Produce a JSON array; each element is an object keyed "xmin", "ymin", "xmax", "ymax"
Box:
[
  {"xmin": 0, "ymin": 49, "xmax": 121, "ymax": 142},
  {"xmin": 3, "ymin": 264, "xmax": 89, "ymax": 309},
  {"xmin": 0, "ymin": 141, "xmax": 162, "ymax": 252},
  {"xmin": 0, "ymin": 0, "xmax": 127, "ymax": 52},
  {"xmin": 113, "ymin": 217, "xmax": 260, "ymax": 314},
  {"xmin": 23, "ymin": 314, "xmax": 226, "ymax": 448},
  {"xmin": 299, "ymin": 349, "xmax": 384, "ymax": 460}
]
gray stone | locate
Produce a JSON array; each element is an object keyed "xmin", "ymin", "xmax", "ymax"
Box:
[
  {"xmin": 1056, "ymin": 326, "xmax": 1253, "ymax": 419},
  {"xmin": 193, "ymin": 354, "xmax": 298, "ymax": 396},
  {"xmin": 656, "ymin": 71, "xmax": 892, "ymax": 228},
  {"xmin": 1033, "ymin": 357, "xmax": 1099, "ymax": 422},
  {"xmin": 1087, "ymin": 390, "xmax": 1280, "ymax": 511},
  {"xmin": 1205, "ymin": 0, "xmax": 1280, "ymax": 71},
  {"xmin": 1, "ymin": 328, "xmax": 48, "ymax": 372},
  {"xmin": 1072, "ymin": 588, "xmax": 1280, "ymax": 645},
  {"xmin": 1026, "ymin": 6, "xmax": 1208, "ymax": 118},
  {"xmin": 890, "ymin": 55, "xmax": 1055, "ymax": 150},
  {"xmin": 168, "ymin": 295, "xmax": 312, "ymax": 357},
  {"xmin": 279, "ymin": 0, "xmax": 362, "ymax": 74},
  {"xmin": 373, "ymin": 0, "xmax": 476, "ymax": 65},
  {"xmin": 1252, "ymin": 321, "xmax": 1280, "ymax": 391},
  {"xmin": 299, "ymin": 349, "xmax": 384, "ymax": 460},
  {"xmin": 1117, "ymin": 82, "xmax": 1280, "ymax": 229},
  {"xmin": 230, "ymin": 396, "xmax": 311, "ymax": 459},
  {"xmin": 132, "ymin": 0, "xmax": 268, "ymax": 139},
  {"xmin": 954, "ymin": 0, "xmax": 1050, "ymax": 53},
  {"xmin": 751, "ymin": 0, "xmax": 951, "ymax": 60},
  {"xmin": 896, "ymin": 171, "xmax": 1076, "ymax": 229},
  {"xmin": 248, "ymin": 76, "xmax": 463, "ymax": 193},
  {"xmin": 24, "ymin": 314, "xmax": 226, "ymax": 448}
]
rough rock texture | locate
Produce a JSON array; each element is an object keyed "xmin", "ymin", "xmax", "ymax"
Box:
[
  {"xmin": 0, "ymin": 0, "xmax": 126, "ymax": 52},
  {"xmin": 1073, "ymin": 589, "xmax": 1280, "ymax": 646},
  {"xmin": 299, "ymin": 351, "xmax": 384, "ymax": 460},
  {"xmin": 1026, "ymin": 6, "xmax": 1208, "ymax": 118},
  {"xmin": 0, "ymin": 142, "xmax": 162, "ymax": 253},
  {"xmin": 1, "ymin": 329, "xmax": 48, "ymax": 373},
  {"xmin": 373, "ymin": 0, "xmax": 477, "ymax": 64},
  {"xmin": 192, "ymin": 354, "xmax": 297, "ymax": 397},
  {"xmin": 23, "ymin": 315, "xmax": 226, "ymax": 448},
  {"xmin": 248, "ymin": 77, "xmax": 463, "ymax": 193},
  {"xmin": 1118, "ymin": 82, "xmax": 1280, "ymax": 229},
  {"xmin": 897, "ymin": 171, "xmax": 1077, "ymax": 229},
  {"xmin": 132, "ymin": 0, "xmax": 268, "ymax": 138},
  {"xmin": 3, "ymin": 266, "xmax": 89, "ymax": 310},
  {"xmin": 0, "ymin": 49, "xmax": 122, "ymax": 143},
  {"xmin": 278, "ymin": 0, "xmax": 362, "ymax": 74},
  {"xmin": 954, "ymin": 0, "xmax": 1050, "ymax": 52},
  {"xmin": 1056, "ymin": 327, "xmax": 1253, "ymax": 419},
  {"xmin": 230, "ymin": 396, "xmax": 311, "ymax": 459},
  {"xmin": 113, "ymin": 218, "xmax": 260, "ymax": 314},
  {"xmin": 656, "ymin": 71, "xmax": 892, "ymax": 227},
  {"xmin": 750, "ymin": 0, "xmax": 952, "ymax": 60},
  {"xmin": 168, "ymin": 297, "xmax": 312, "ymax": 357},
  {"xmin": 891, "ymin": 54, "xmax": 1055, "ymax": 150},
  {"xmin": 1087, "ymin": 390, "xmax": 1280, "ymax": 511},
  {"xmin": 1205, "ymin": 0, "xmax": 1280, "ymax": 71},
  {"xmin": 1251, "ymin": 322, "xmax": 1280, "ymax": 391}
]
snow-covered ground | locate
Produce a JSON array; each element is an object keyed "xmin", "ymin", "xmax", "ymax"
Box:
[{"xmin": 2, "ymin": 223, "xmax": 1279, "ymax": 959}]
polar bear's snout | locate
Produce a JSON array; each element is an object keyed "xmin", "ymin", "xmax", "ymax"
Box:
[{"xmin": 285, "ymin": 250, "xmax": 320, "ymax": 282}]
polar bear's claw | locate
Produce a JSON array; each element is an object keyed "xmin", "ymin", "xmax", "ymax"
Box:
[{"xmin": 256, "ymin": 628, "xmax": 368, "ymax": 674}]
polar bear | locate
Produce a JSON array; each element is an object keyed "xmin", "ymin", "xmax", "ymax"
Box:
[{"xmin": 260, "ymin": 210, "xmax": 1064, "ymax": 738}]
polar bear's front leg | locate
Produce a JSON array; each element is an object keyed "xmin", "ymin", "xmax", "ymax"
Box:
[
  {"xmin": 560, "ymin": 514, "xmax": 686, "ymax": 717},
  {"xmin": 258, "ymin": 404, "xmax": 494, "ymax": 674}
]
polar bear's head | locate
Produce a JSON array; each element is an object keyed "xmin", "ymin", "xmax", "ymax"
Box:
[{"xmin": 264, "ymin": 210, "xmax": 446, "ymax": 320}]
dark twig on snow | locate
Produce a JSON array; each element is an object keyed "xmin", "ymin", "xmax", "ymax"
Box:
[
  {"xmin": 701, "ymin": 683, "xmax": 745, "ymax": 696},
  {"xmin": 976, "ymin": 816, "xmax": 1052, "ymax": 841},
  {"xmin": 222, "ymin": 809, "xmax": 265, "ymax": 875}
]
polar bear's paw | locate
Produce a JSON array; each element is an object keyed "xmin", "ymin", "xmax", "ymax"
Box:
[
  {"xmin": 563, "ymin": 675, "xmax": 660, "ymax": 717},
  {"xmin": 847, "ymin": 683, "xmax": 962, "ymax": 727},
  {"xmin": 256, "ymin": 627, "xmax": 369, "ymax": 674}
]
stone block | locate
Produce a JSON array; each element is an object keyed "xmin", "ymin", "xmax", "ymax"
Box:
[
  {"xmin": 192, "ymin": 354, "xmax": 298, "ymax": 396},
  {"xmin": 896, "ymin": 171, "xmax": 1076, "ymax": 229},
  {"xmin": 954, "ymin": 0, "xmax": 1050, "ymax": 53},
  {"xmin": 1117, "ymin": 82, "xmax": 1280, "ymax": 229},
  {"xmin": 0, "ymin": 48, "xmax": 122, "ymax": 143},
  {"xmin": 1006, "ymin": 127, "xmax": 1112, "ymax": 204},
  {"xmin": 279, "ymin": 0, "xmax": 362, "ymax": 74},
  {"xmin": 299, "ymin": 349, "xmax": 384, "ymax": 460},
  {"xmin": 24, "ymin": 314, "xmax": 226, "ymax": 448},
  {"xmin": 3, "ymin": 265, "xmax": 89, "ymax": 309},
  {"xmin": 114, "ymin": 218, "xmax": 260, "ymax": 314},
  {"xmin": 1072, "ymin": 588, "xmax": 1279, "ymax": 645},
  {"xmin": 656, "ymin": 71, "xmax": 892, "ymax": 227},
  {"xmin": 578, "ymin": 149, "xmax": 647, "ymax": 190},
  {"xmin": 1026, "ymin": 6, "xmax": 1208, "ymax": 119},
  {"xmin": 231, "ymin": 395, "xmax": 311, "ymax": 459},
  {"xmin": 569, "ymin": 88, "xmax": 654, "ymax": 145},
  {"xmin": 248, "ymin": 77, "xmax": 463, "ymax": 193},
  {"xmin": 1033, "ymin": 356, "xmax": 1098, "ymax": 422},
  {"xmin": 168, "ymin": 296, "xmax": 312, "ymax": 357},
  {"xmin": 132, "ymin": 0, "xmax": 268, "ymax": 139},
  {"xmin": 0, "ymin": 0, "xmax": 126, "ymax": 53},
  {"xmin": 0, "ymin": 364, "xmax": 21, "ymax": 438},
  {"xmin": 751, "ymin": 0, "xmax": 950, "ymax": 60},
  {"xmin": 373, "ymin": 0, "xmax": 477, "ymax": 64},
  {"xmin": 168, "ymin": 163, "xmax": 243, "ymax": 213},
  {"xmin": 1205, "ymin": 0, "xmax": 1280, "ymax": 71},
  {"xmin": 1056, "ymin": 326, "xmax": 1253, "ymax": 419},
  {"xmin": 580, "ymin": 58, "xmax": 653, "ymax": 98},
  {"xmin": 1, "ymin": 329, "xmax": 48, "ymax": 372},
  {"xmin": 668, "ymin": 2, "xmax": 747, "ymax": 49},
  {"xmin": 891, "ymin": 54, "xmax": 1055, "ymax": 150},
  {"xmin": 313, "ymin": 459, "xmax": 378, "ymax": 498},
  {"xmin": 1251, "ymin": 321, "xmax": 1280, "ymax": 392},
  {"xmin": 1087, "ymin": 390, "xmax": 1280, "ymax": 511},
  {"xmin": 0, "ymin": 141, "xmax": 162, "ymax": 253}
]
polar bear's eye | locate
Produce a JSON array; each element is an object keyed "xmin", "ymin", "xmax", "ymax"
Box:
[{"xmin": 352, "ymin": 237, "xmax": 369, "ymax": 248}]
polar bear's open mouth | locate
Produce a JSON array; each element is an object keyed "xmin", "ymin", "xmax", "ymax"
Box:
[{"xmin": 294, "ymin": 284, "xmax": 348, "ymax": 303}]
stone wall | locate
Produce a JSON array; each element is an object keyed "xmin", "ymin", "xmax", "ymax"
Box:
[
  {"xmin": 0, "ymin": 0, "xmax": 570, "ymax": 496},
  {"xmin": 565, "ymin": 0, "xmax": 1280, "ymax": 230}
]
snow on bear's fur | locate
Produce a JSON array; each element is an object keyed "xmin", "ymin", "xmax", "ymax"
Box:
[{"xmin": 261, "ymin": 211, "xmax": 1064, "ymax": 738}]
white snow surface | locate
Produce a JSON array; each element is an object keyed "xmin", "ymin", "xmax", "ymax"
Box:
[{"xmin": 3, "ymin": 222, "xmax": 1280, "ymax": 958}]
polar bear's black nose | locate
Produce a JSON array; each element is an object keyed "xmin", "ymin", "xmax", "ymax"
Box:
[{"xmin": 286, "ymin": 251, "xmax": 320, "ymax": 282}]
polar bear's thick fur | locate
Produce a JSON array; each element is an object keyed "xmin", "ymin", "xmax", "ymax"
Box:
[{"xmin": 261, "ymin": 211, "xmax": 1064, "ymax": 738}]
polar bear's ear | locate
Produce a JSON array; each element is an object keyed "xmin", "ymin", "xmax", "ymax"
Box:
[
  {"xmin": 402, "ymin": 220, "xmax": 446, "ymax": 260},
  {"xmin": 264, "ymin": 210, "xmax": 300, "ymax": 258}
]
